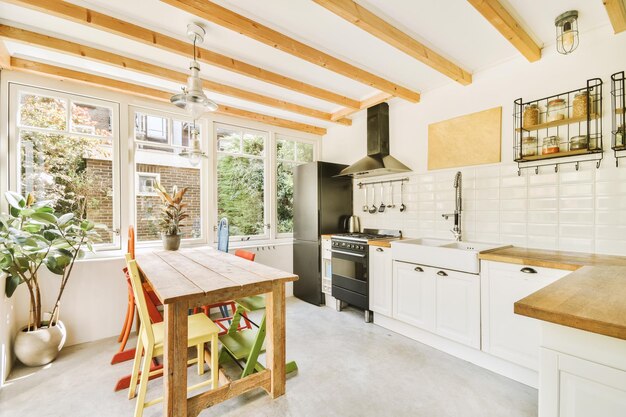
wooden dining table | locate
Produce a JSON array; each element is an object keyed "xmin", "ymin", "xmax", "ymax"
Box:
[{"xmin": 135, "ymin": 247, "xmax": 298, "ymax": 417}]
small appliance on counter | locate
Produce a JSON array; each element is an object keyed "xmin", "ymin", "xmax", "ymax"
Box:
[
  {"xmin": 331, "ymin": 228, "xmax": 401, "ymax": 322},
  {"xmin": 343, "ymin": 215, "xmax": 361, "ymax": 233}
]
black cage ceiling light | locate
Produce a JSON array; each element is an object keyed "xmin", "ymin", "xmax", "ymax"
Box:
[
  {"xmin": 171, "ymin": 23, "xmax": 219, "ymax": 119},
  {"xmin": 555, "ymin": 10, "xmax": 579, "ymax": 55}
]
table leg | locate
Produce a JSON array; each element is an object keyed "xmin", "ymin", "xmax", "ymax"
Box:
[
  {"xmin": 265, "ymin": 281, "xmax": 286, "ymax": 398},
  {"xmin": 164, "ymin": 302, "xmax": 188, "ymax": 417}
]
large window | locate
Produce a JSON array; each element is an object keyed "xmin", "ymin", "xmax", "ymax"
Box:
[
  {"xmin": 133, "ymin": 109, "xmax": 203, "ymax": 243},
  {"xmin": 276, "ymin": 136, "xmax": 315, "ymax": 235},
  {"xmin": 12, "ymin": 85, "xmax": 119, "ymax": 249},
  {"xmin": 216, "ymin": 124, "xmax": 268, "ymax": 239}
]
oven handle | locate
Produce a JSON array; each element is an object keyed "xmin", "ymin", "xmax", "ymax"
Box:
[{"xmin": 331, "ymin": 250, "xmax": 367, "ymax": 258}]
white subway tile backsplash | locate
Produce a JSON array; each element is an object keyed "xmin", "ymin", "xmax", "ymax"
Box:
[{"xmin": 356, "ymin": 164, "xmax": 626, "ymax": 256}]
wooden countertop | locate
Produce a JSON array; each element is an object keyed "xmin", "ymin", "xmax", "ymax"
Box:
[
  {"xmin": 479, "ymin": 246, "xmax": 626, "ymax": 271},
  {"xmin": 321, "ymin": 234, "xmax": 333, "ymax": 239},
  {"xmin": 515, "ymin": 265, "xmax": 626, "ymax": 340},
  {"xmin": 480, "ymin": 246, "xmax": 626, "ymax": 340},
  {"xmin": 368, "ymin": 237, "xmax": 406, "ymax": 248}
]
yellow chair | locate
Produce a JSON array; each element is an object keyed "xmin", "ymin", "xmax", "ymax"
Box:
[{"xmin": 125, "ymin": 255, "xmax": 220, "ymax": 417}]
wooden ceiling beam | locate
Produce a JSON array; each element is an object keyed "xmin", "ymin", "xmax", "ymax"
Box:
[
  {"xmin": 0, "ymin": 25, "xmax": 350, "ymax": 126},
  {"xmin": 467, "ymin": 0, "xmax": 541, "ymax": 62},
  {"xmin": 314, "ymin": 0, "xmax": 472, "ymax": 86},
  {"xmin": 603, "ymin": 0, "xmax": 626, "ymax": 34},
  {"xmin": 160, "ymin": 0, "xmax": 421, "ymax": 103},
  {"xmin": 0, "ymin": 40, "xmax": 10, "ymax": 69},
  {"xmin": 331, "ymin": 92, "xmax": 392, "ymax": 121},
  {"xmin": 10, "ymin": 57, "xmax": 327, "ymax": 135},
  {"xmin": 5, "ymin": 0, "xmax": 360, "ymax": 109}
]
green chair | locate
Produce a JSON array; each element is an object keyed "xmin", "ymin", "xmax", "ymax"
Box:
[{"xmin": 219, "ymin": 295, "xmax": 298, "ymax": 378}]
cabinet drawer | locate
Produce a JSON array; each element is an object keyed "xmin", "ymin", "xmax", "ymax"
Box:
[{"xmin": 486, "ymin": 261, "xmax": 570, "ymax": 281}]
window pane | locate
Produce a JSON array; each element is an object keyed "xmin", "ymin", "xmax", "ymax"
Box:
[
  {"xmin": 135, "ymin": 113, "xmax": 168, "ymax": 144},
  {"xmin": 19, "ymin": 93, "xmax": 67, "ymax": 130},
  {"xmin": 71, "ymin": 102, "xmax": 112, "ymax": 137},
  {"xmin": 173, "ymin": 120, "xmax": 197, "ymax": 148},
  {"xmin": 20, "ymin": 130, "xmax": 114, "ymax": 245},
  {"xmin": 217, "ymin": 154, "xmax": 265, "ymax": 236},
  {"xmin": 276, "ymin": 139, "xmax": 295, "ymax": 161},
  {"xmin": 277, "ymin": 161, "xmax": 295, "ymax": 234},
  {"xmin": 216, "ymin": 127, "xmax": 241, "ymax": 153},
  {"xmin": 135, "ymin": 163, "xmax": 202, "ymax": 242},
  {"xmin": 296, "ymin": 142, "xmax": 314, "ymax": 162},
  {"xmin": 243, "ymin": 133, "xmax": 265, "ymax": 156}
]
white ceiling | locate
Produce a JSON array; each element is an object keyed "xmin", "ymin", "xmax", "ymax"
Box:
[{"xmin": 0, "ymin": 0, "xmax": 617, "ymax": 131}]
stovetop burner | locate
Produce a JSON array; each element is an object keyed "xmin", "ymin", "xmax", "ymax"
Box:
[{"xmin": 331, "ymin": 229, "xmax": 402, "ymax": 243}]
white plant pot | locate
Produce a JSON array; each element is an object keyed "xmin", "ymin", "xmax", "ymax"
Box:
[{"xmin": 14, "ymin": 321, "xmax": 67, "ymax": 367}]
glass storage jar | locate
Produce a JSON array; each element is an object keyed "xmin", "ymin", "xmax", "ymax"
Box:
[
  {"xmin": 547, "ymin": 98, "xmax": 567, "ymax": 122},
  {"xmin": 542, "ymin": 136, "xmax": 560, "ymax": 154},
  {"xmin": 616, "ymin": 126, "xmax": 625, "ymax": 148},
  {"xmin": 569, "ymin": 135, "xmax": 588, "ymax": 151},
  {"xmin": 572, "ymin": 91, "xmax": 589, "ymax": 118},
  {"xmin": 523, "ymin": 104, "xmax": 539, "ymax": 128},
  {"xmin": 521, "ymin": 136, "xmax": 538, "ymax": 157}
]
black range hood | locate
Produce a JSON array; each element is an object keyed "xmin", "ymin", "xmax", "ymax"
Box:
[{"xmin": 338, "ymin": 102, "xmax": 411, "ymax": 178}]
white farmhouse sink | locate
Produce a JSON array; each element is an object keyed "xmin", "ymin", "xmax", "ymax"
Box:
[{"xmin": 391, "ymin": 238, "xmax": 508, "ymax": 274}]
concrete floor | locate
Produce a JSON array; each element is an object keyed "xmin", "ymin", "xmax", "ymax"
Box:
[{"xmin": 0, "ymin": 298, "xmax": 537, "ymax": 417}]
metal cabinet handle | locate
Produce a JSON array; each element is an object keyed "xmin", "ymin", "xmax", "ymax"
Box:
[
  {"xmin": 414, "ymin": 266, "xmax": 424, "ymax": 272},
  {"xmin": 437, "ymin": 270, "xmax": 448, "ymax": 277},
  {"xmin": 376, "ymin": 247, "xmax": 384, "ymax": 252},
  {"xmin": 520, "ymin": 267, "xmax": 538, "ymax": 274}
]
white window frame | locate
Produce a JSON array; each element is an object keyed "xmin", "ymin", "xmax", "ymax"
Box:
[
  {"xmin": 274, "ymin": 134, "xmax": 318, "ymax": 239},
  {"xmin": 8, "ymin": 83, "xmax": 122, "ymax": 251},
  {"xmin": 135, "ymin": 172, "xmax": 160, "ymax": 196},
  {"xmin": 214, "ymin": 122, "xmax": 270, "ymax": 243},
  {"xmin": 130, "ymin": 105, "xmax": 207, "ymax": 247}
]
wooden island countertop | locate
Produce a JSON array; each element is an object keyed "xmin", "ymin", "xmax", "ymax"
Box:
[{"xmin": 479, "ymin": 247, "xmax": 626, "ymax": 341}]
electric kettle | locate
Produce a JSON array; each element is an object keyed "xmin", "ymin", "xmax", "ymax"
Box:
[{"xmin": 344, "ymin": 215, "xmax": 361, "ymax": 233}]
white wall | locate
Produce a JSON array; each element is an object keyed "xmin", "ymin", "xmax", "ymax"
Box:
[
  {"xmin": 0, "ymin": 273, "xmax": 16, "ymax": 386},
  {"xmin": 322, "ymin": 25, "xmax": 626, "ymax": 255}
]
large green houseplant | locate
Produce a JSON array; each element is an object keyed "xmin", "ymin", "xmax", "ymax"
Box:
[
  {"xmin": 0, "ymin": 191, "xmax": 101, "ymax": 366},
  {"xmin": 154, "ymin": 183, "xmax": 189, "ymax": 250}
]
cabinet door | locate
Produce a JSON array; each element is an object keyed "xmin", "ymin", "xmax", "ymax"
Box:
[
  {"xmin": 392, "ymin": 261, "xmax": 436, "ymax": 331},
  {"xmin": 541, "ymin": 349, "xmax": 626, "ymax": 417},
  {"xmin": 435, "ymin": 269, "xmax": 480, "ymax": 349},
  {"xmin": 369, "ymin": 246, "xmax": 392, "ymax": 316},
  {"xmin": 481, "ymin": 261, "xmax": 570, "ymax": 370}
]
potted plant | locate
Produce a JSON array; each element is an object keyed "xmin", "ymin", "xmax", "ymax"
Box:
[
  {"xmin": 0, "ymin": 191, "xmax": 101, "ymax": 366},
  {"xmin": 154, "ymin": 183, "xmax": 188, "ymax": 251}
]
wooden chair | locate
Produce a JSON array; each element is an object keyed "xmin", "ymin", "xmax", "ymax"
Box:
[{"xmin": 125, "ymin": 255, "xmax": 220, "ymax": 417}]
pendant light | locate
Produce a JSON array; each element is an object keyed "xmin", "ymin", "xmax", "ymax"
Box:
[
  {"xmin": 170, "ymin": 23, "xmax": 218, "ymax": 119},
  {"xmin": 178, "ymin": 121, "xmax": 206, "ymax": 167},
  {"xmin": 555, "ymin": 10, "xmax": 579, "ymax": 55}
]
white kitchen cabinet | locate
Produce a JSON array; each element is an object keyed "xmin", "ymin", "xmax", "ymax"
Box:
[
  {"xmin": 481, "ymin": 261, "xmax": 569, "ymax": 370},
  {"xmin": 541, "ymin": 348, "xmax": 626, "ymax": 417},
  {"xmin": 369, "ymin": 246, "xmax": 392, "ymax": 316},
  {"xmin": 392, "ymin": 261, "xmax": 436, "ymax": 331},
  {"xmin": 321, "ymin": 237, "xmax": 332, "ymax": 295},
  {"xmin": 435, "ymin": 268, "xmax": 480, "ymax": 349}
]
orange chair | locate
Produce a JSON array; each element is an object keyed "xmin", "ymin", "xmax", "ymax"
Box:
[{"xmin": 234, "ymin": 249, "xmax": 256, "ymax": 262}]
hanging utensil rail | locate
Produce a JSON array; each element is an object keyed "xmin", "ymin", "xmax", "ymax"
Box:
[{"xmin": 357, "ymin": 177, "xmax": 409, "ymax": 188}]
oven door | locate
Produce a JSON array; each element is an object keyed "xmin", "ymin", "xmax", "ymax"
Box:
[{"xmin": 331, "ymin": 248, "xmax": 368, "ymax": 308}]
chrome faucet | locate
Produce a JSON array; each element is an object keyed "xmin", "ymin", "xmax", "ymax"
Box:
[{"xmin": 442, "ymin": 171, "xmax": 462, "ymax": 241}]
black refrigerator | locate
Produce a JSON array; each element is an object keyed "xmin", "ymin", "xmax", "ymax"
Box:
[{"xmin": 293, "ymin": 161, "xmax": 352, "ymax": 306}]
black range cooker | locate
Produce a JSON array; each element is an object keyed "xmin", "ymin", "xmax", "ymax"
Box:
[{"xmin": 331, "ymin": 229, "xmax": 401, "ymax": 322}]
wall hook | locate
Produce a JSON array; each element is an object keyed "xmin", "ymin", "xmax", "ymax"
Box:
[
  {"xmin": 555, "ymin": 164, "xmax": 559, "ymax": 173},
  {"xmin": 596, "ymin": 160, "xmax": 602, "ymax": 169},
  {"xmin": 517, "ymin": 168, "xmax": 521, "ymax": 177},
  {"xmin": 575, "ymin": 162, "xmax": 579, "ymax": 171},
  {"xmin": 535, "ymin": 166, "xmax": 539, "ymax": 175}
]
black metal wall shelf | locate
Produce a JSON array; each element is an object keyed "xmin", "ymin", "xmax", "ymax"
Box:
[
  {"xmin": 611, "ymin": 71, "xmax": 625, "ymax": 166},
  {"xmin": 513, "ymin": 78, "xmax": 603, "ymax": 175}
]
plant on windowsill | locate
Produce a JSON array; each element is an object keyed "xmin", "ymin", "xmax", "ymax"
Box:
[
  {"xmin": 154, "ymin": 183, "xmax": 188, "ymax": 251},
  {"xmin": 0, "ymin": 191, "xmax": 102, "ymax": 366}
]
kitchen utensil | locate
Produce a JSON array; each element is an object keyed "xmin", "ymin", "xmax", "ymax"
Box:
[
  {"xmin": 344, "ymin": 215, "xmax": 361, "ymax": 233},
  {"xmin": 378, "ymin": 184, "xmax": 386, "ymax": 212},
  {"xmin": 362, "ymin": 187, "xmax": 368, "ymax": 212},
  {"xmin": 388, "ymin": 182, "xmax": 395, "ymax": 208},
  {"xmin": 399, "ymin": 181, "xmax": 406, "ymax": 212},
  {"xmin": 369, "ymin": 186, "xmax": 378, "ymax": 214}
]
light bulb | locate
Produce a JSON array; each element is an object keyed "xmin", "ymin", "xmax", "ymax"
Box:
[
  {"xmin": 562, "ymin": 30, "xmax": 575, "ymax": 51},
  {"xmin": 188, "ymin": 152, "xmax": 201, "ymax": 167},
  {"xmin": 186, "ymin": 101, "xmax": 207, "ymax": 120}
]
